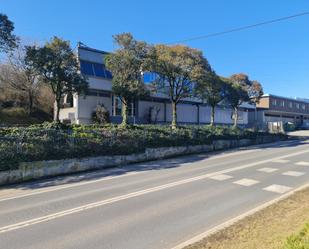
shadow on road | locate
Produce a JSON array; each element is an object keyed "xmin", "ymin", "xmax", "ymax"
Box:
[{"xmin": 1, "ymin": 137, "xmax": 308, "ymax": 192}]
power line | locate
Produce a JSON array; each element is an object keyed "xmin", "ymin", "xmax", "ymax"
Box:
[{"xmin": 168, "ymin": 11, "xmax": 309, "ymax": 44}]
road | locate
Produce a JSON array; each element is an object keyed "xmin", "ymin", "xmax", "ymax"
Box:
[{"xmin": 1, "ymin": 138, "xmax": 309, "ymax": 249}]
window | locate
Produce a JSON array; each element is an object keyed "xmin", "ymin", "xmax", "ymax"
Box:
[
  {"xmin": 289, "ymin": 102, "xmax": 293, "ymax": 108},
  {"xmin": 272, "ymin": 99, "xmax": 277, "ymax": 106},
  {"xmin": 80, "ymin": 60, "xmax": 113, "ymax": 79},
  {"xmin": 112, "ymin": 96, "xmax": 122, "ymax": 116},
  {"xmin": 112, "ymin": 96, "xmax": 136, "ymax": 117},
  {"xmin": 296, "ymin": 103, "xmax": 300, "ymax": 109},
  {"xmin": 93, "ymin": 63, "xmax": 106, "ymax": 78},
  {"xmin": 281, "ymin": 101, "xmax": 285, "ymax": 107},
  {"xmin": 302, "ymin": 104, "xmax": 306, "ymax": 110},
  {"xmin": 80, "ymin": 61, "xmax": 94, "ymax": 76}
]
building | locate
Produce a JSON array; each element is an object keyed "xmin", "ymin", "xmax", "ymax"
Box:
[
  {"xmin": 255, "ymin": 94, "xmax": 309, "ymax": 129},
  {"xmin": 58, "ymin": 44, "xmax": 255, "ymax": 125}
]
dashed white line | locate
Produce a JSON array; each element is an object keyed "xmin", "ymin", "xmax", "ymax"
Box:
[
  {"xmin": 282, "ymin": 171, "xmax": 305, "ymax": 177},
  {"xmin": 233, "ymin": 178, "xmax": 259, "ymax": 186},
  {"xmin": 0, "ymin": 148, "xmax": 308, "ymax": 234},
  {"xmin": 208, "ymin": 174, "xmax": 233, "ymax": 181},
  {"xmin": 257, "ymin": 167, "xmax": 278, "ymax": 173},
  {"xmin": 295, "ymin": 161, "xmax": 309, "ymax": 166},
  {"xmin": 272, "ymin": 159, "xmax": 290, "ymax": 163},
  {"xmin": 263, "ymin": 184, "xmax": 292, "ymax": 194}
]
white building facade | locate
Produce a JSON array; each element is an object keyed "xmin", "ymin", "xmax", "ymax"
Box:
[{"xmin": 58, "ymin": 45, "xmax": 253, "ymax": 126}]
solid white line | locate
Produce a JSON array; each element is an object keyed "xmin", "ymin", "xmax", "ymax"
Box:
[
  {"xmin": 0, "ymin": 171, "xmax": 141, "ymax": 203},
  {"xmin": 0, "ymin": 148, "xmax": 309, "ymax": 234},
  {"xmin": 0, "ymin": 139, "xmax": 305, "ymax": 203},
  {"xmin": 170, "ymin": 182, "xmax": 309, "ymax": 249}
]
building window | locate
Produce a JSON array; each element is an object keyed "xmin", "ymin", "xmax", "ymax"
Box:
[
  {"xmin": 302, "ymin": 104, "xmax": 306, "ymax": 110},
  {"xmin": 272, "ymin": 99, "xmax": 277, "ymax": 106},
  {"xmin": 296, "ymin": 103, "xmax": 300, "ymax": 109},
  {"xmin": 80, "ymin": 61, "xmax": 94, "ymax": 76},
  {"xmin": 112, "ymin": 96, "xmax": 136, "ymax": 117},
  {"xmin": 281, "ymin": 101, "xmax": 285, "ymax": 107},
  {"xmin": 289, "ymin": 102, "xmax": 293, "ymax": 108},
  {"xmin": 80, "ymin": 60, "xmax": 112, "ymax": 79}
]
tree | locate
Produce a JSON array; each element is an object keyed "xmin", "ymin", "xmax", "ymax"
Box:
[
  {"xmin": 105, "ymin": 33, "xmax": 149, "ymax": 127},
  {"xmin": 248, "ymin": 80, "xmax": 263, "ymax": 129},
  {"xmin": 0, "ymin": 44, "xmax": 40, "ymax": 113},
  {"xmin": 0, "ymin": 14, "xmax": 18, "ymax": 53},
  {"xmin": 25, "ymin": 37, "xmax": 88, "ymax": 122},
  {"xmin": 224, "ymin": 75, "xmax": 250, "ymax": 127},
  {"xmin": 225, "ymin": 73, "xmax": 263, "ymax": 127},
  {"xmin": 149, "ymin": 44, "xmax": 209, "ymax": 129},
  {"xmin": 195, "ymin": 69, "xmax": 225, "ymax": 126}
]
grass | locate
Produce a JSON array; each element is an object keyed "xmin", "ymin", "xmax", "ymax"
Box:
[{"xmin": 185, "ymin": 187, "xmax": 309, "ymax": 249}]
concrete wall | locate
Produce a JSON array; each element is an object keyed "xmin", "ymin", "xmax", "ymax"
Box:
[{"xmin": 0, "ymin": 136, "xmax": 284, "ymax": 186}]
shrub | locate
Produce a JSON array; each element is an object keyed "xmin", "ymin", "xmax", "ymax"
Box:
[
  {"xmin": 92, "ymin": 104, "xmax": 110, "ymax": 124},
  {"xmin": 284, "ymin": 223, "xmax": 309, "ymax": 249},
  {"xmin": 0, "ymin": 124, "xmax": 285, "ymax": 171}
]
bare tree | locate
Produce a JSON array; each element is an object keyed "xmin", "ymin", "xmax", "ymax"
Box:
[{"xmin": 0, "ymin": 44, "xmax": 40, "ymax": 113}]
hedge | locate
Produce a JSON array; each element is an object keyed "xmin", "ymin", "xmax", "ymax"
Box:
[{"xmin": 0, "ymin": 123, "xmax": 285, "ymax": 171}]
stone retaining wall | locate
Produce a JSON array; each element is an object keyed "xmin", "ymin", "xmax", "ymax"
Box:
[{"xmin": 0, "ymin": 136, "xmax": 284, "ymax": 186}]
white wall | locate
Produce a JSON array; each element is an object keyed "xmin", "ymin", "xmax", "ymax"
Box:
[
  {"xmin": 77, "ymin": 95, "xmax": 112, "ymax": 124},
  {"xmin": 138, "ymin": 101, "xmax": 165, "ymax": 122},
  {"xmin": 87, "ymin": 77, "xmax": 112, "ymax": 91}
]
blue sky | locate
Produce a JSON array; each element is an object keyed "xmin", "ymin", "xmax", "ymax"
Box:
[{"xmin": 2, "ymin": 0, "xmax": 309, "ymax": 98}]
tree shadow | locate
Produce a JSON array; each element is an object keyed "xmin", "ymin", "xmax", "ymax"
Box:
[{"xmin": 0, "ymin": 137, "xmax": 308, "ymax": 192}]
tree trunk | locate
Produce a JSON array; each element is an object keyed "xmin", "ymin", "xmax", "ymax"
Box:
[
  {"xmin": 171, "ymin": 100, "xmax": 177, "ymax": 129},
  {"xmin": 121, "ymin": 99, "xmax": 128, "ymax": 127},
  {"xmin": 28, "ymin": 91, "xmax": 33, "ymax": 114},
  {"xmin": 254, "ymin": 104, "xmax": 258, "ymax": 131},
  {"xmin": 233, "ymin": 107, "xmax": 238, "ymax": 128},
  {"xmin": 55, "ymin": 98, "xmax": 61, "ymax": 123},
  {"xmin": 210, "ymin": 105, "xmax": 215, "ymax": 126}
]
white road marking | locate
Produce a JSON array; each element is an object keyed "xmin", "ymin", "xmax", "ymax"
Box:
[
  {"xmin": 0, "ymin": 148, "xmax": 308, "ymax": 234},
  {"xmin": 263, "ymin": 184, "xmax": 292, "ymax": 194},
  {"xmin": 170, "ymin": 182, "xmax": 309, "ymax": 249},
  {"xmin": 208, "ymin": 174, "xmax": 233, "ymax": 181},
  {"xmin": 233, "ymin": 178, "xmax": 259, "ymax": 186},
  {"xmin": 0, "ymin": 140, "xmax": 305, "ymax": 202},
  {"xmin": 295, "ymin": 161, "xmax": 309, "ymax": 166},
  {"xmin": 257, "ymin": 167, "xmax": 278, "ymax": 173},
  {"xmin": 282, "ymin": 171, "xmax": 305, "ymax": 177},
  {"xmin": 0, "ymin": 171, "xmax": 141, "ymax": 203},
  {"xmin": 271, "ymin": 159, "xmax": 290, "ymax": 163}
]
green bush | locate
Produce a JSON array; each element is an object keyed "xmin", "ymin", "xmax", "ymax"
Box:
[
  {"xmin": 0, "ymin": 124, "xmax": 285, "ymax": 171},
  {"xmin": 284, "ymin": 223, "xmax": 309, "ymax": 249}
]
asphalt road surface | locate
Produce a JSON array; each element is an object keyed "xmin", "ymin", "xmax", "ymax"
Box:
[{"xmin": 1, "ymin": 138, "xmax": 309, "ymax": 249}]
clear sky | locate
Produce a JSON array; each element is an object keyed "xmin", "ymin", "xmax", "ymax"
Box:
[{"xmin": 1, "ymin": 0, "xmax": 309, "ymax": 98}]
